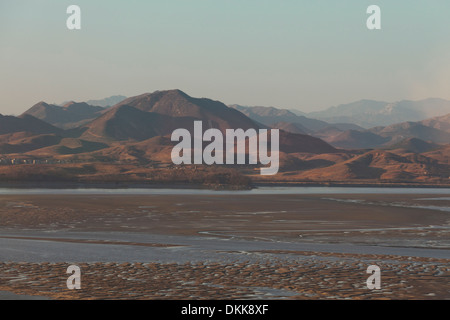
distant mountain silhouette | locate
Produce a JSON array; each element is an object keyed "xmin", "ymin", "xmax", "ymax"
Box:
[
  {"xmin": 112, "ymin": 90, "xmax": 261, "ymax": 132},
  {"xmin": 308, "ymin": 98, "xmax": 450, "ymax": 128},
  {"xmin": 293, "ymin": 149, "xmax": 446, "ymax": 181},
  {"xmin": 0, "ymin": 113, "xmax": 61, "ymax": 135},
  {"xmin": 86, "ymin": 95, "xmax": 127, "ymax": 108},
  {"xmin": 81, "ymin": 104, "xmax": 198, "ymax": 142},
  {"xmin": 270, "ymin": 122, "xmax": 310, "ymax": 135},
  {"xmin": 229, "ymin": 104, "xmax": 331, "ymax": 131},
  {"xmin": 278, "ymin": 131, "xmax": 335, "ymax": 154},
  {"xmin": 385, "ymin": 138, "xmax": 441, "ymax": 153},
  {"xmin": 419, "ymin": 113, "xmax": 450, "ymax": 133},
  {"xmin": 80, "ymin": 90, "xmax": 336, "ymax": 154},
  {"xmin": 370, "ymin": 121, "xmax": 450, "ymax": 145},
  {"xmin": 326, "ymin": 130, "xmax": 390, "ymax": 149},
  {"xmin": 2, "ymin": 90, "xmax": 450, "ymax": 185},
  {"xmin": 80, "ymin": 90, "xmax": 262, "ymax": 141},
  {"xmin": 22, "ymin": 101, "xmax": 104, "ymax": 129}
]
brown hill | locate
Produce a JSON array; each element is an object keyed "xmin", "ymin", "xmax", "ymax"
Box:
[
  {"xmin": 0, "ymin": 114, "xmax": 61, "ymax": 135},
  {"xmin": 312, "ymin": 126, "xmax": 344, "ymax": 140},
  {"xmin": 423, "ymin": 144, "xmax": 450, "ymax": 165},
  {"xmin": 385, "ymin": 138, "xmax": 441, "ymax": 153},
  {"xmin": 292, "ymin": 150, "xmax": 448, "ymax": 182},
  {"xmin": 420, "ymin": 113, "xmax": 450, "ymax": 133},
  {"xmin": 278, "ymin": 131, "xmax": 336, "ymax": 154},
  {"xmin": 0, "ymin": 134, "xmax": 61, "ymax": 154},
  {"xmin": 230, "ymin": 105, "xmax": 299, "ymax": 124},
  {"xmin": 25, "ymin": 138, "xmax": 109, "ymax": 157},
  {"xmin": 88, "ymin": 136, "xmax": 175, "ymax": 164},
  {"xmin": 370, "ymin": 121, "xmax": 450, "ymax": 145},
  {"xmin": 114, "ymin": 90, "xmax": 261, "ymax": 132},
  {"xmin": 1, "ymin": 90, "xmax": 339, "ymax": 163},
  {"xmin": 230, "ymin": 104, "xmax": 331, "ymax": 131},
  {"xmin": 3, "ymin": 91, "xmax": 450, "ymax": 186},
  {"xmin": 0, "ymin": 132, "xmax": 36, "ymax": 144},
  {"xmin": 80, "ymin": 105, "xmax": 181, "ymax": 142},
  {"xmin": 326, "ymin": 130, "xmax": 390, "ymax": 149},
  {"xmin": 270, "ymin": 122, "xmax": 310, "ymax": 134},
  {"xmin": 22, "ymin": 101, "xmax": 104, "ymax": 129},
  {"xmin": 80, "ymin": 90, "xmax": 337, "ymax": 155}
]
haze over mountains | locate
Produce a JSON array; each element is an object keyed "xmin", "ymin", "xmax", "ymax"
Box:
[
  {"xmin": 1, "ymin": 90, "xmax": 449, "ymax": 185},
  {"xmin": 231, "ymin": 98, "xmax": 450, "ymax": 130},
  {"xmin": 230, "ymin": 104, "xmax": 334, "ymax": 132},
  {"xmin": 85, "ymin": 95, "xmax": 127, "ymax": 108},
  {"xmin": 232, "ymin": 102, "xmax": 450, "ymax": 150},
  {"xmin": 307, "ymin": 98, "xmax": 450, "ymax": 128},
  {"xmin": 59, "ymin": 95, "xmax": 128, "ymax": 109}
]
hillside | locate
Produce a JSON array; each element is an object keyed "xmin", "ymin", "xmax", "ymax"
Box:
[
  {"xmin": 277, "ymin": 150, "xmax": 449, "ymax": 183},
  {"xmin": 385, "ymin": 138, "xmax": 441, "ymax": 153},
  {"xmin": 22, "ymin": 101, "xmax": 104, "ymax": 129},
  {"xmin": 85, "ymin": 95, "xmax": 127, "ymax": 108},
  {"xmin": 1, "ymin": 91, "xmax": 449, "ymax": 187},
  {"xmin": 370, "ymin": 121, "xmax": 450, "ymax": 145},
  {"xmin": 115, "ymin": 90, "xmax": 261, "ymax": 132},
  {"xmin": 230, "ymin": 104, "xmax": 330, "ymax": 131},
  {"xmin": 80, "ymin": 105, "xmax": 190, "ymax": 142},
  {"xmin": 0, "ymin": 114, "xmax": 61, "ymax": 135},
  {"xmin": 419, "ymin": 113, "xmax": 450, "ymax": 133},
  {"xmin": 325, "ymin": 130, "xmax": 389, "ymax": 149},
  {"xmin": 270, "ymin": 122, "xmax": 310, "ymax": 135},
  {"xmin": 80, "ymin": 90, "xmax": 336, "ymax": 155}
]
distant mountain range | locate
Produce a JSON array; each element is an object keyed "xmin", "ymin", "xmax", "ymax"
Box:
[
  {"xmin": 231, "ymin": 98, "xmax": 450, "ymax": 130},
  {"xmin": 233, "ymin": 103, "xmax": 450, "ymax": 150},
  {"xmin": 386, "ymin": 138, "xmax": 441, "ymax": 154},
  {"xmin": 229, "ymin": 104, "xmax": 363, "ymax": 132},
  {"xmin": 4, "ymin": 90, "xmax": 336, "ymax": 159},
  {"xmin": 80, "ymin": 90, "xmax": 264, "ymax": 143},
  {"xmin": 307, "ymin": 98, "xmax": 450, "ymax": 128},
  {"xmin": 23, "ymin": 101, "xmax": 105, "ymax": 129},
  {"xmin": 370, "ymin": 120, "xmax": 450, "ymax": 145},
  {"xmin": 60, "ymin": 95, "xmax": 127, "ymax": 108},
  {"xmin": 1, "ymin": 91, "xmax": 449, "ymax": 185},
  {"xmin": 0, "ymin": 113, "xmax": 61, "ymax": 135},
  {"xmin": 85, "ymin": 95, "xmax": 127, "ymax": 108},
  {"xmin": 290, "ymin": 148, "xmax": 449, "ymax": 182}
]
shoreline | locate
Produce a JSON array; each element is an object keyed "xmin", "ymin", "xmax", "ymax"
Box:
[{"xmin": 0, "ymin": 180, "xmax": 449, "ymax": 190}]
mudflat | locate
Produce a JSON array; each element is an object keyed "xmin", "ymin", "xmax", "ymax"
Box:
[{"xmin": 0, "ymin": 193, "xmax": 449, "ymax": 299}]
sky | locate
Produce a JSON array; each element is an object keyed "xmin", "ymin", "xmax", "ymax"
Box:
[{"xmin": 1, "ymin": 0, "xmax": 450, "ymax": 115}]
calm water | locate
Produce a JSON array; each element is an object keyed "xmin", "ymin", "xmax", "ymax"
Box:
[
  {"xmin": 2, "ymin": 230, "xmax": 449, "ymax": 261},
  {"xmin": 0, "ymin": 186, "xmax": 449, "ymax": 195}
]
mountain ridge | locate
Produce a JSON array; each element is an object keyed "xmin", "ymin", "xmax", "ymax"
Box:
[
  {"xmin": 307, "ymin": 98, "xmax": 450, "ymax": 128},
  {"xmin": 1, "ymin": 90, "xmax": 449, "ymax": 186}
]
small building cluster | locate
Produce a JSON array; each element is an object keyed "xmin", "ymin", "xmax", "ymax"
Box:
[{"xmin": 0, "ymin": 158, "xmax": 74, "ymax": 165}]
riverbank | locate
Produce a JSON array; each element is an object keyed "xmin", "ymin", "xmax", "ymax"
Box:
[{"xmin": 0, "ymin": 180, "xmax": 449, "ymax": 191}]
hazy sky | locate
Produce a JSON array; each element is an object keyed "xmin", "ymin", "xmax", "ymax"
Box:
[{"xmin": 1, "ymin": 0, "xmax": 450, "ymax": 115}]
